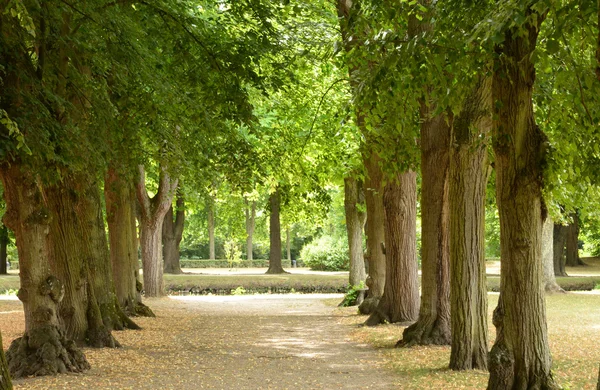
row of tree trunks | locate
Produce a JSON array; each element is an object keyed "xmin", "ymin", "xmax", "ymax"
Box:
[
  {"xmin": 105, "ymin": 167, "xmax": 154, "ymax": 317},
  {"xmin": 0, "ymin": 164, "xmax": 89, "ymax": 378},
  {"xmin": 245, "ymin": 199, "xmax": 256, "ymax": 261},
  {"xmin": 365, "ymin": 171, "xmax": 420, "ymax": 326},
  {"xmin": 344, "ymin": 176, "xmax": 367, "ymax": 288},
  {"xmin": 0, "ymin": 225, "xmax": 8, "ymax": 275},
  {"xmin": 447, "ymin": 76, "xmax": 491, "ymax": 370},
  {"xmin": 487, "ymin": 9, "xmax": 557, "ymax": 389},
  {"xmin": 163, "ymin": 191, "xmax": 185, "ymax": 274},
  {"xmin": 136, "ymin": 165, "xmax": 178, "ymax": 298},
  {"xmin": 266, "ymin": 188, "xmax": 287, "ymax": 274},
  {"xmin": 0, "ymin": 330, "xmax": 12, "ymax": 390}
]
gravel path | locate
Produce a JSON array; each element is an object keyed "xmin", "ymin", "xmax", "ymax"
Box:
[{"xmin": 1, "ymin": 295, "xmax": 398, "ymax": 389}]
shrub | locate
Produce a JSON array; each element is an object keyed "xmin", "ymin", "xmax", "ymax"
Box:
[{"xmin": 300, "ymin": 235, "xmax": 349, "ymax": 271}]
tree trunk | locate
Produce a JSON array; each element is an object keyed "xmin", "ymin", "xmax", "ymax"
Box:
[
  {"xmin": 553, "ymin": 223, "xmax": 568, "ymax": 276},
  {"xmin": 0, "ymin": 225, "xmax": 7, "ymax": 275},
  {"xmin": 566, "ymin": 212, "xmax": 583, "ymax": 266},
  {"xmin": 0, "ymin": 164, "xmax": 89, "ymax": 378},
  {"xmin": 105, "ymin": 167, "xmax": 154, "ymax": 317},
  {"xmin": 266, "ymin": 188, "xmax": 287, "ymax": 274},
  {"xmin": 399, "ymin": 100, "xmax": 452, "ymax": 346},
  {"xmin": 344, "ymin": 176, "xmax": 367, "ymax": 288},
  {"xmin": 542, "ymin": 217, "xmax": 563, "ymax": 292},
  {"xmin": 0, "ymin": 330, "xmax": 12, "ymax": 390},
  {"xmin": 163, "ymin": 190, "xmax": 184, "ymax": 274},
  {"xmin": 245, "ymin": 200, "xmax": 256, "ymax": 261},
  {"xmin": 597, "ymin": 363, "xmax": 600, "ymax": 390},
  {"xmin": 488, "ymin": 10, "xmax": 557, "ymax": 389},
  {"xmin": 286, "ymin": 227, "xmax": 292, "ymax": 266},
  {"xmin": 447, "ymin": 77, "xmax": 491, "ymax": 370},
  {"xmin": 135, "ymin": 165, "xmax": 178, "ymax": 297},
  {"xmin": 208, "ymin": 196, "xmax": 216, "ymax": 261},
  {"xmin": 365, "ymin": 171, "xmax": 419, "ymax": 326}
]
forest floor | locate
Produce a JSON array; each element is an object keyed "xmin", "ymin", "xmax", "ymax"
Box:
[{"xmin": 1, "ymin": 294, "xmax": 399, "ymax": 390}]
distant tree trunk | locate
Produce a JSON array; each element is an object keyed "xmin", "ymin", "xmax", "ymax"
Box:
[
  {"xmin": 266, "ymin": 188, "xmax": 287, "ymax": 274},
  {"xmin": 344, "ymin": 177, "xmax": 367, "ymax": 288},
  {"xmin": 566, "ymin": 212, "xmax": 583, "ymax": 266},
  {"xmin": 1, "ymin": 164, "xmax": 89, "ymax": 378},
  {"xmin": 245, "ymin": 200, "xmax": 256, "ymax": 261},
  {"xmin": 163, "ymin": 190, "xmax": 184, "ymax": 274},
  {"xmin": 542, "ymin": 217, "xmax": 563, "ymax": 292},
  {"xmin": 0, "ymin": 226, "xmax": 7, "ymax": 275},
  {"xmin": 208, "ymin": 196, "xmax": 216, "ymax": 261},
  {"xmin": 597, "ymin": 363, "xmax": 600, "ymax": 390},
  {"xmin": 0, "ymin": 330, "xmax": 11, "ymax": 390},
  {"xmin": 447, "ymin": 77, "xmax": 491, "ymax": 370},
  {"xmin": 553, "ymin": 223, "xmax": 568, "ymax": 276},
  {"xmin": 286, "ymin": 227, "xmax": 292, "ymax": 266},
  {"xmin": 487, "ymin": 10, "xmax": 557, "ymax": 389},
  {"xmin": 135, "ymin": 165, "xmax": 178, "ymax": 297},
  {"xmin": 105, "ymin": 167, "xmax": 154, "ymax": 317},
  {"xmin": 365, "ymin": 171, "xmax": 419, "ymax": 326}
]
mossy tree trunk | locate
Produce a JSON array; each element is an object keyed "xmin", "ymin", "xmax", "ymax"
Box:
[
  {"xmin": 0, "ymin": 330, "xmax": 11, "ymax": 390},
  {"xmin": 266, "ymin": 188, "xmax": 287, "ymax": 274},
  {"xmin": 448, "ymin": 77, "xmax": 491, "ymax": 370},
  {"xmin": 163, "ymin": 190, "xmax": 184, "ymax": 274},
  {"xmin": 553, "ymin": 223, "xmax": 568, "ymax": 276},
  {"xmin": 135, "ymin": 165, "xmax": 178, "ymax": 297},
  {"xmin": 0, "ymin": 164, "xmax": 89, "ymax": 378},
  {"xmin": 105, "ymin": 166, "xmax": 154, "ymax": 316},
  {"xmin": 487, "ymin": 9, "xmax": 557, "ymax": 389},
  {"xmin": 365, "ymin": 171, "xmax": 419, "ymax": 326},
  {"xmin": 344, "ymin": 176, "xmax": 367, "ymax": 288},
  {"xmin": 0, "ymin": 225, "xmax": 8, "ymax": 275},
  {"xmin": 245, "ymin": 199, "xmax": 256, "ymax": 261}
]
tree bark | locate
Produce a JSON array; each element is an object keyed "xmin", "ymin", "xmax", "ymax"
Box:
[
  {"xmin": 447, "ymin": 77, "xmax": 491, "ymax": 370},
  {"xmin": 266, "ymin": 188, "xmax": 287, "ymax": 274},
  {"xmin": 286, "ymin": 227, "xmax": 292, "ymax": 266},
  {"xmin": 105, "ymin": 166, "xmax": 154, "ymax": 317},
  {"xmin": 0, "ymin": 330, "xmax": 12, "ymax": 390},
  {"xmin": 0, "ymin": 225, "xmax": 7, "ymax": 275},
  {"xmin": 542, "ymin": 217, "xmax": 563, "ymax": 292},
  {"xmin": 135, "ymin": 165, "xmax": 178, "ymax": 297},
  {"xmin": 344, "ymin": 176, "xmax": 367, "ymax": 288},
  {"xmin": 163, "ymin": 190, "xmax": 184, "ymax": 274},
  {"xmin": 553, "ymin": 223, "xmax": 568, "ymax": 276},
  {"xmin": 566, "ymin": 212, "xmax": 583, "ymax": 266},
  {"xmin": 245, "ymin": 200, "xmax": 256, "ymax": 261},
  {"xmin": 208, "ymin": 196, "xmax": 216, "ymax": 261},
  {"xmin": 0, "ymin": 164, "xmax": 89, "ymax": 378},
  {"xmin": 488, "ymin": 9, "xmax": 557, "ymax": 389},
  {"xmin": 365, "ymin": 171, "xmax": 419, "ymax": 326}
]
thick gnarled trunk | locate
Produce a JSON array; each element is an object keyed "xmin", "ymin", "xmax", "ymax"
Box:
[
  {"xmin": 488, "ymin": 11, "xmax": 557, "ymax": 389},
  {"xmin": 163, "ymin": 191, "xmax": 184, "ymax": 274},
  {"xmin": 448, "ymin": 77, "xmax": 491, "ymax": 370},
  {"xmin": 105, "ymin": 167, "xmax": 154, "ymax": 316},
  {"xmin": 1, "ymin": 165, "xmax": 89, "ymax": 378},
  {"xmin": 365, "ymin": 171, "xmax": 419, "ymax": 326},
  {"xmin": 266, "ymin": 189, "xmax": 287, "ymax": 274},
  {"xmin": 136, "ymin": 165, "xmax": 178, "ymax": 297},
  {"xmin": 344, "ymin": 176, "xmax": 366, "ymax": 288},
  {"xmin": 245, "ymin": 200, "xmax": 256, "ymax": 261}
]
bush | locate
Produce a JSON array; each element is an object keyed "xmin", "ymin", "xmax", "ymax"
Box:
[{"xmin": 300, "ymin": 235, "xmax": 349, "ymax": 271}]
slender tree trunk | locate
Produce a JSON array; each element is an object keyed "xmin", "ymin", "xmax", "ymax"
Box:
[
  {"xmin": 0, "ymin": 330, "xmax": 12, "ymax": 390},
  {"xmin": 1, "ymin": 164, "xmax": 89, "ymax": 378},
  {"xmin": 286, "ymin": 227, "xmax": 292, "ymax": 266},
  {"xmin": 345, "ymin": 176, "xmax": 367, "ymax": 288},
  {"xmin": 365, "ymin": 171, "xmax": 419, "ymax": 326},
  {"xmin": 105, "ymin": 167, "xmax": 154, "ymax": 317},
  {"xmin": 566, "ymin": 212, "xmax": 583, "ymax": 266},
  {"xmin": 266, "ymin": 188, "xmax": 287, "ymax": 274},
  {"xmin": 447, "ymin": 77, "xmax": 491, "ymax": 370},
  {"xmin": 487, "ymin": 10, "xmax": 557, "ymax": 389},
  {"xmin": 208, "ymin": 196, "xmax": 216, "ymax": 261},
  {"xmin": 597, "ymin": 363, "xmax": 600, "ymax": 390},
  {"xmin": 542, "ymin": 217, "xmax": 563, "ymax": 292},
  {"xmin": 553, "ymin": 223, "xmax": 568, "ymax": 276},
  {"xmin": 245, "ymin": 200, "xmax": 256, "ymax": 261},
  {"xmin": 0, "ymin": 226, "xmax": 7, "ymax": 275},
  {"xmin": 135, "ymin": 165, "xmax": 178, "ymax": 297},
  {"xmin": 163, "ymin": 190, "xmax": 184, "ymax": 274}
]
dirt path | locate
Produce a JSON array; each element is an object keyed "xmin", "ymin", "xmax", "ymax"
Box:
[{"xmin": 2, "ymin": 295, "xmax": 399, "ymax": 389}]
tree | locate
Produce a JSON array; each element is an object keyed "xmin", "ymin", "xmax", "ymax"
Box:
[
  {"xmin": 553, "ymin": 223, "xmax": 568, "ymax": 276},
  {"xmin": 542, "ymin": 216, "xmax": 563, "ymax": 292},
  {"xmin": 344, "ymin": 176, "xmax": 367, "ymax": 288},
  {"xmin": 0, "ymin": 329, "xmax": 11, "ymax": 390},
  {"xmin": 163, "ymin": 189, "xmax": 185, "ymax": 274},
  {"xmin": 266, "ymin": 188, "xmax": 287, "ymax": 274},
  {"xmin": 245, "ymin": 199, "xmax": 256, "ymax": 261},
  {"xmin": 566, "ymin": 212, "xmax": 584, "ymax": 266},
  {"xmin": 136, "ymin": 165, "xmax": 178, "ymax": 297},
  {"xmin": 208, "ymin": 193, "xmax": 216, "ymax": 261},
  {"xmin": 0, "ymin": 225, "xmax": 7, "ymax": 275},
  {"xmin": 487, "ymin": 4, "xmax": 557, "ymax": 388}
]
